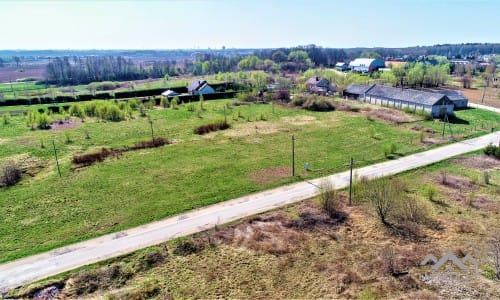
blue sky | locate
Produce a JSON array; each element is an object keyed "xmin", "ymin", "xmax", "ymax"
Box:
[{"xmin": 0, "ymin": 0, "xmax": 498, "ymax": 49}]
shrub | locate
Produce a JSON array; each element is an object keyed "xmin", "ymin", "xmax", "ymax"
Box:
[
  {"xmin": 73, "ymin": 148, "xmax": 113, "ymax": 166},
  {"xmin": 0, "ymin": 161, "xmax": 22, "ymax": 187},
  {"xmin": 69, "ymin": 103, "xmax": 85, "ymax": 119},
  {"xmin": 319, "ymin": 179, "xmax": 339, "ymax": 218},
  {"xmin": 423, "ymin": 184, "xmax": 438, "ymax": 202},
  {"xmin": 171, "ymin": 96, "xmax": 179, "ymax": 109},
  {"xmin": 358, "ymin": 177, "xmax": 404, "ymax": 226},
  {"xmin": 303, "ymin": 97, "xmax": 334, "ymax": 111},
  {"xmin": 484, "ymin": 143, "xmax": 500, "ymax": 159},
  {"xmin": 273, "ymin": 89, "xmax": 290, "ymax": 102},
  {"xmin": 127, "ymin": 98, "xmax": 139, "ymax": 110},
  {"xmin": 106, "ymin": 104, "xmax": 125, "ymax": 121},
  {"xmin": 2, "ymin": 113, "xmax": 11, "ymax": 125},
  {"xmin": 482, "ymin": 171, "xmax": 490, "ymax": 185},
  {"xmin": 37, "ymin": 112, "xmax": 51, "ymax": 129},
  {"xmin": 291, "ymin": 95, "xmax": 307, "ymax": 107},
  {"xmin": 194, "ymin": 121, "xmax": 230, "ymax": 135},
  {"xmin": 160, "ymin": 97, "xmax": 169, "ymax": 108},
  {"xmin": 130, "ymin": 137, "xmax": 171, "ymax": 149},
  {"xmin": 26, "ymin": 110, "xmax": 37, "ymax": 129},
  {"xmin": 237, "ymin": 92, "xmax": 258, "ymax": 102}
]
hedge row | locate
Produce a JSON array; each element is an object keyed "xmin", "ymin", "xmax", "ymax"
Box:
[{"xmin": 0, "ymin": 89, "xmax": 237, "ymax": 107}]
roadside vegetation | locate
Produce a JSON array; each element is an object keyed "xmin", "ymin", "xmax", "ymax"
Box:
[{"xmin": 10, "ymin": 152, "xmax": 499, "ymax": 299}]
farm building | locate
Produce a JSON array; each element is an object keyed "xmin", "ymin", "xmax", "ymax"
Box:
[
  {"xmin": 349, "ymin": 58, "xmax": 385, "ymax": 73},
  {"xmin": 161, "ymin": 90, "xmax": 180, "ymax": 98},
  {"xmin": 187, "ymin": 79, "xmax": 215, "ymax": 95},
  {"xmin": 343, "ymin": 84, "xmax": 455, "ymax": 118},
  {"xmin": 306, "ymin": 77, "xmax": 334, "ymax": 95},
  {"xmin": 335, "ymin": 62, "xmax": 349, "ymax": 71},
  {"xmin": 426, "ymin": 89, "xmax": 468, "ymax": 109},
  {"xmin": 343, "ymin": 84, "xmax": 375, "ymax": 99}
]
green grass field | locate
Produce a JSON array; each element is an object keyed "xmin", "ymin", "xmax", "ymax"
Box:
[
  {"xmin": 11, "ymin": 151, "xmax": 499, "ymax": 299},
  {"xmin": 0, "ymin": 98, "xmax": 498, "ymax": 263}
]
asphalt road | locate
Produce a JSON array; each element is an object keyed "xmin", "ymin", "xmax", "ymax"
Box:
[
  {"xmin": 469, "ymin": 102, "xmax": 500, "ymax": 114},
  {"xmin": 1, "ymin": 131, "xmax": 499, "ymax": 292}
]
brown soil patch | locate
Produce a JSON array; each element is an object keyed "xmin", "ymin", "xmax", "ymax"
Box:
[
  {"xmin": 249, "ymin": 166, "xmax": 289, "ymax": 186},
  {"xmin": 434, "ymin": 174, "xmax": 479, "ymax": 191},
  {"xmin": 369, "ymin": 108, "xmax": 417, "ymax": 124},
  {"xmin": 281, "ymin": 115, "xmax": 321, "ymax": 126},
  {"xmin": 453, "ymin": 154, "xmax": 500, "ymax": 169},
  {"xmin": 411, "ymin": 125, "xmax": 436, "ymax": 134},
  {"xmin": 50, "ymin": 120, "xmax": 82, "ymax": 130},
  {"xmin": 459, "ymin": 87, "xmax": 500, "ymax": 108}
]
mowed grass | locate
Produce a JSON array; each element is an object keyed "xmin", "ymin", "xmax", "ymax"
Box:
[{"xmin": 0, "ymin": 99, "xmax": 498, "ymax": 263}]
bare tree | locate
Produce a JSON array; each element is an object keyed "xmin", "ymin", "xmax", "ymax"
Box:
[
  {"xmin": 359, "ymin": 177, "xmax": 403, "ymax": 226},
  {"xmin": 488, "ymin": 231, "xmax": 500, "ymax": 280}
]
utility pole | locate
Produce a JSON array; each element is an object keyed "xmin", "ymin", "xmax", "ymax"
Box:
[
  {"xmin": 224, "ymin": 105, "xmax": 227, "ymax": 123},
  {"xmin": 349, "ymin": 157, "xmax": 353, "ymax": 206},
  {"xmin": 291, "ymin": 135, "xmax": 295, "ymax": 177},
  {"xmin": 52, "ymin": 140, "xmax": 61, "ymax": 178}
]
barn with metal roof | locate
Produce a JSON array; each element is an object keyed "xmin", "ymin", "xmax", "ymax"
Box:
[
  {"xmin": 349, "ymin": 58, "xmax": 385, "ymax": 73},
  {"xmin": 343, "ymin": 84, "xmax": 455, "ymax": 118}
]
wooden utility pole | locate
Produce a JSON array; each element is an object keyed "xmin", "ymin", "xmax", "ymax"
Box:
[
  {"xmin": 52, "ymin": 140, "xmax": 61, "ymax": 177},
  {"xmin": 291, "ymin": 135, "xmax": 295, "ymax": 177},
  {"xmin": 349, "ymin": 157, "xmax": 353, "ymax": 206}
]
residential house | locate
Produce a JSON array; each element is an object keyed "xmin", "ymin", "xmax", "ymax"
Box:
[
  {"xmin": 305, "ymin": 77, "xmax": 334, "ymax": 95},
  {"xmin": 187, "ymin": 79, "xmax": 215, "ymax": 95},
  {"xmin": 349, "ymin": 58, "xmax": 385, "ymax": 73}
]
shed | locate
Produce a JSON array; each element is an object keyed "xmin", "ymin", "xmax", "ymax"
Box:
[
  {"xmin": 349, "ymin": 58, "xmax": 385, "ymax": 73},
  {"xmin": 161, "ymin": 90, "xmax": 180, "ymax": 97},
  {"xmin": 335, "ymin": 62, "xmax": 349, "ymax": 71}
]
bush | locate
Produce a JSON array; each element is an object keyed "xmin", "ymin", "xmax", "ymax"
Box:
[
  {"xmin": 1, "ymin": 161, "xmax": 22, "ymax": 187},
  {"xmin": 37, "ymin": 112, "xmax": 51, "ymax": 129},
  {"xmin": 273, "ymin": 89, "xmax": 290, "ymax": 102},
  {"xmin": 423, "ymin": 184, "xmax": 438, "ymax": 202},
  {"xmin": 319, "ymin": 179, "xmax": 339, "ymax": 218},
  {"xmin": 2, "ymin": 113, "xmax": 11, "ymax": 125},
  {"xmin": 303, "ymin": 97, "xmax": 334, "ymax": 111},
  {"xmin": 69, "ymin": 103, "xmax": 85, "ymax": 119},
  {"xmin": 130, "ymin": 137, "xmax": 171, "ymax": 150},
  {"xmin": 237, "ymin": 92, "xmax": 258, "ymax": 102},
  {"xmin": 484, "ymin": 143, "xmax": 500, "ymax": 159},
  {"xmin": 291, "ymin": 95, "xmax": 307, "ymax": 107},
  {"xmin": 358, "ymin": 177, "xmax": 404, "ymax": 226},
  {"xmin": 127, "ymin": 98, "xmax": 139, "ymax": 110},
  {"xmin": 194, "ymin": 121, "xmax": 230, "ymax": 135}
]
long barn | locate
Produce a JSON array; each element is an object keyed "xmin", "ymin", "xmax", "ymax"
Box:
[{"xmin": 343, "ymin": 84, "xmax": 455, "ymax": 118}]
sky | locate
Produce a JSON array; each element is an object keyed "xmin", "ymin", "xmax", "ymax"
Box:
[{"xmin": 0, "ymin": 0, "xmax": 498, "ymax": 50}]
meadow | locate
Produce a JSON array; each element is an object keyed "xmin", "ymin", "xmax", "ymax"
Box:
[
  {"xmin": 10, "ymin": 151, "xmax": 500, "ymax": 299},
  {"xmin": 0, "ymin": 97, "xmax": 498, "ymax": 263}
]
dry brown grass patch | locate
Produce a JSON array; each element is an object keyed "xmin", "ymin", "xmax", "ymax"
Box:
[
  {"xmin": 369, "ymin": 108, "xmax": 416, "ymax": 124},
  {"xmin": 454, "ymin": 154, "xmax": 500, "ymax": 169},
  {"xmin": 50, "ymin": 120, "xmax": 82, "ymax": 130}
]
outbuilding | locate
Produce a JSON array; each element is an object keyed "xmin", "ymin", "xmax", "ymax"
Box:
[
  {"xmin": 343, "ymin": 84, "xmax": 455, "ymax": 118},
  {"xmin": 349, "ymin": 58, "xmax": 385, "ymax": 73},
  {"xmin": 427, "ymin": 89, "xmax": 468, "ymax": 109}
]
